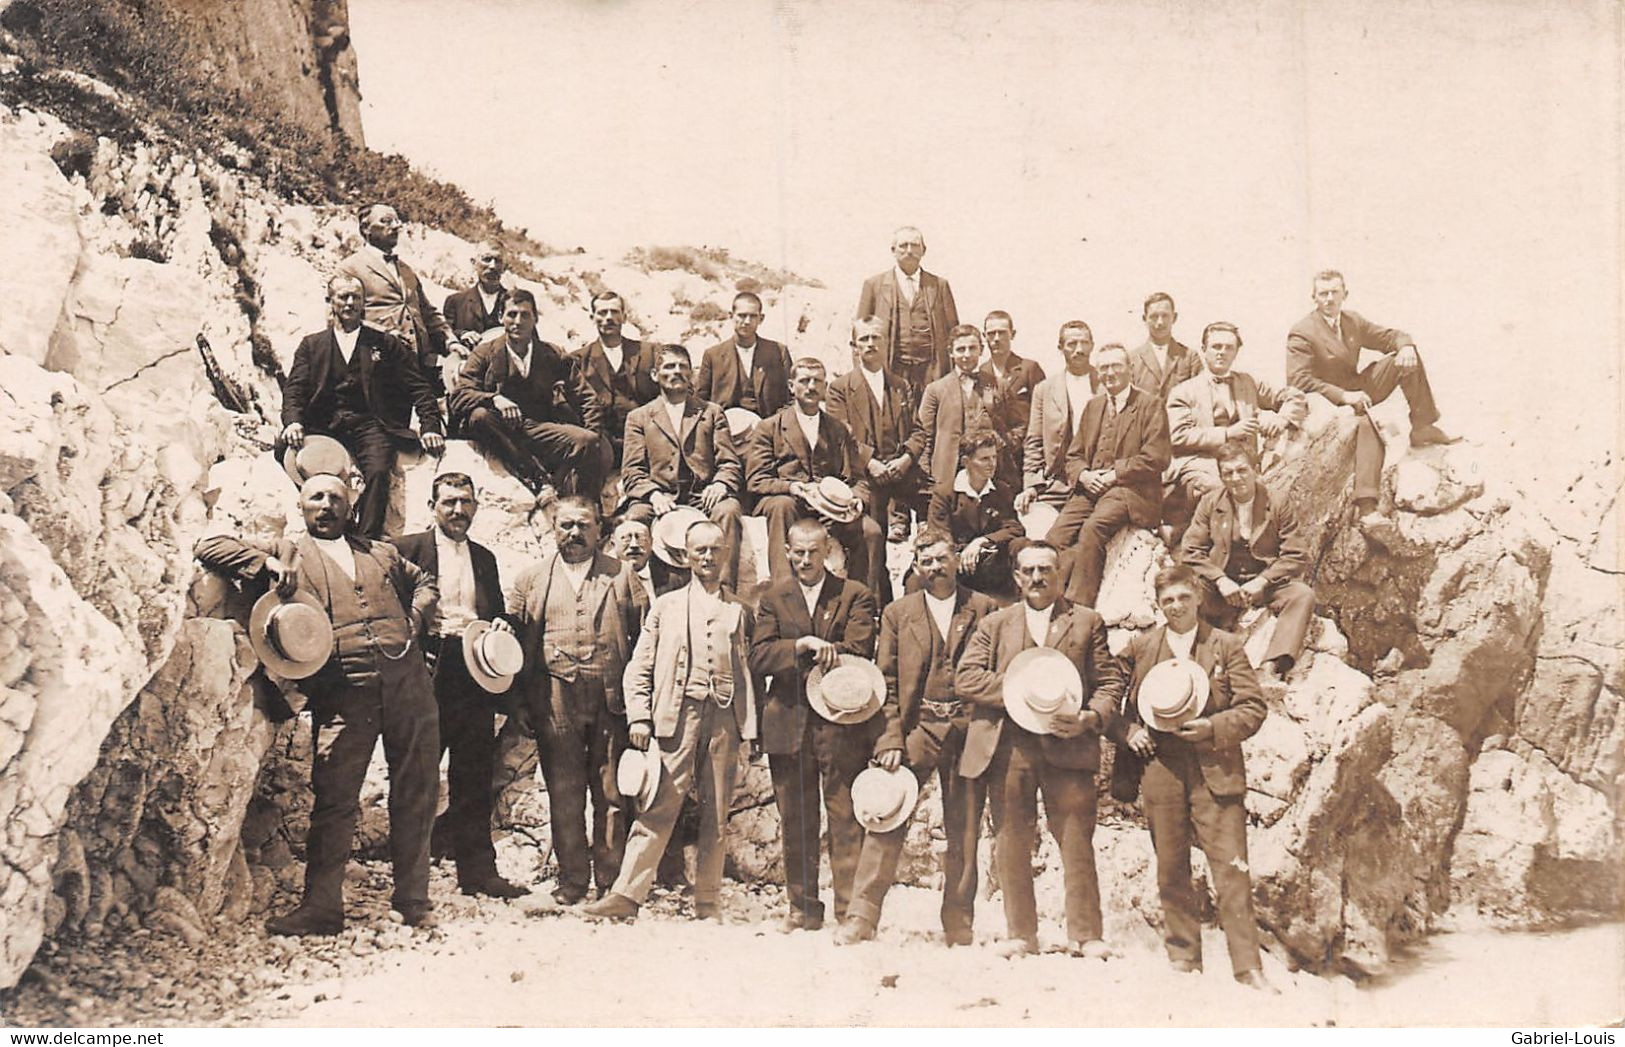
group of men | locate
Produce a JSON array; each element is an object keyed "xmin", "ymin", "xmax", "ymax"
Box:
[{"xmin": 227, "ymin": 210, "xmax": 1456, "ymax": 986}]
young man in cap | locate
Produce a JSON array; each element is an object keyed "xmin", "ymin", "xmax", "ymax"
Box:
[
  {"xmin": 956, "ymin": 541, "xmax": 1124, "ymax": 958},
  {"xmin": 390, "ymin": 473, "xmax": 525, "ymax": 898},
  {"xmin": 749, "ymin": 518, "xmax": 880, "ymax": 932},
  {"xmin": 195, "ymin": 474, "xmax": 441, "ymax": 934},
  {"xmin": 838, "ymin": 526, "xmax": 998, "ymax": 945},
  {"xmin": 584, "ymin": 520, "xmax": 758, "ymax": 922},
  {"xmin": 619, "ymin": 343, "xmax": 745, "ymax": 590},
  {"xmin": 694, "ymin": 291, "xmax": 793, "ymax": 419},
  {"xmin": 1113, "ymin": 564, "xmax": 1274, "ymax": 991}
]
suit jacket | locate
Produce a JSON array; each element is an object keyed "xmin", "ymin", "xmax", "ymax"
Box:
[
  {"xmin": 856, "ymin": 268, "xmax": 959, "ymax": 381},
  {"xmin": 748, "ymin": 571, "xmax": 878, "ymax": 756},
  {"xmin": 1128, "ymin": 338, "xmax": 1204, "ymax": 401},
  {"xmin": 927, "ymin": 476, "xmax": 1023, "ymax": 551},
  {"xmin": 1286, "ymin": 308, "xmax": 1412, "ymax": 401},
  {"xmin": 623, "ymin": 583, "xmax": 758, "ymax": 741},
  {"xmin": 979, "ymin": 353, "xmax": 1047, "ymax": 445},
  {"xmin": 824, "ymin": 365, "xmax": 925, "ymax": 468},
  {"xmin": 1178, "ymin": 481, "xmax": 1310, "ymax": 587},
  {"xmin": 876, "ymin": 586, "xmax": 998, "ymax": 755},
  {"xmin": 571, "ymin": 337, "xmax": 658, "ymax": 434},
  {"xmin": 626, "ymin": 558, "xmax": 688, "ymax": 621},
  {"xmin": 694, "ymin": 336, "xmax": 792, "ymax": 416},
  {"xmin": 389, "ymin": 528, "xmax": 503, "ymax": 631},
  {"xmin": 281, "ymin": 324, "xmax": 444, "ymax": 438},
  {"xmin": 620, "ymin": 396, "xmax": 742, "ymax": 498},
  {"xmin": 442, "ymin": 284, "xmax": 508, "ymax": 338},
  {"xmin": 336, "ymin": 247, "xmax": 453, "ymax": 364},
  {"xmin": 955, "ymin": 598, "xmax": 1124, "ymax": 778},
  {"xmin": 916, "ymin": 370, "xmax": 1010, "ymax": 489},
  {"xmin": 1114, "ymin": 623, "xmax": 1267, "ymax": 797},
  {"xmin": 744, "ymin": 407, "xmax": 872, "ymax": 505},
  {"xmin": 1166, "ymin": 369, "xmax": 1300, "ymax": 462},
  {"xmin": 447, "ymin": 333, "xmax": 592, "ymax": 432},
  {"xmin": 1063, "ymin": 386, "xmax": 1171, "ymax": 522},
  {"xmin": 1022, "ymin": 372, "xmax": 1090, "ymax": 488},
  {"xmin": 503, "ymin": 552, "xmax": 641, "ymax": 718}
]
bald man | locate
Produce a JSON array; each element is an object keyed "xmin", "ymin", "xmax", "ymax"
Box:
[{"xmin": 856, "ymin": 226, "xmax": 960, "ymax": 407}]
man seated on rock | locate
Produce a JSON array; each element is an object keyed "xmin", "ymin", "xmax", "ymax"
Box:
[
  {"xmin": 979, "ymin": 310, "xmax": 1046, "ymax": 479},
  {"xmin": 918, "ymin": 325, "xmax": 1018, "ymax": 493},
  {"xmin": 619, "ymin": 343, "xmax": 745, "ymax": 591},
  {"xmin": 749, "ymin": 518, "xmax": 879, "ymax": 933},
  {"xmin": 442, "ymin": 241, "xmax": 509, "ymax": 352},
  {"xmin": 745, "ymin": 358, "xmax": 884, "ymax": 591},
  {"xmin": 1047, "ymin": 342, "xmax": 1170, "ymax": 605},
  {"xmin": 279, "ymin": 273, "xmax": 446, "ymax": 539},
  {"xmin": 1131, "ymin": 291, "xmax": 1205, "ymax": 401},
  {"xmin": 336, "ymin": 202, "xmax": 456, "ymax": 384},
  {"xmin": 584, "ymin": 520, "xmax": 758, "ymax": 923},
  {"xmin": 1286, "ymin": 269, "xmax": 1457, "ymax": 515},
  {"xmin": 1167, "ymin": 321, "xmax": 1306, "ymax": 503},
  {"xmin": 572, "ymin": 289, "xmax": 658, "ymax": 469},
  {"xmin": 196, "ymin": 473, "xmax": 441, "ymax": 934},
  {"xmin": 1179, "ymin": 441, "xmax": 1315, "ymax": 677},
  {"xmin": 839, "ymin": 526, "xmax": 997, "ymax": 945},
  {"xmin": 694, "ymin": 291, "xmax": 793, "ymax": 420},
  {"xmin": 926, "ymin": 429, "xmax": 1024, "ymax": 601},
  {"xmin": 956, "ymin": 541, "xmax": 1123, "ymax": 958},
  {"xmin": 1113, "ymin": 565, "xmax": 1274, "ymax": 991},
  {"xmin": 448, "ymin": 289, "xmax": 608, "ymax": 499},
  {"xmin": 1018, "ymin": 320, "xmax": 1096, "ymax": 517},
  {"xmin": 500, "ymin": 496, "xmax": 641, "ymax": 905}
]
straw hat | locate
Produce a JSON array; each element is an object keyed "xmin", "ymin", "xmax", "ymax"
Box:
[
  {"xmin": 1002, "ymin": 647, "xmax": 1084, "ymax": 734},
  {"xmin": 725, "ymin": 407, "xmax": 762, "ymax": 441},
  {"xmin": 851, "ymin": 766, "xmax": 921, "ymax": 833},
  {"xmin": 462, "ymin": 620, "xmax": 525, "ymax": 694},
  {"xmin": 616, "ymin": 745, "xmax": 663, "ymax": 813},
  {"xmin": 651, "ymin": 505, "xmax": 708, "ymax": 567},
  {"xmin": 248, "ymin": 589, "xmax": 334, "ymax": 680},
  {"xmin": 804, "ymin": 476, "xmax": 861, "ymax": 523},
  {"xmin": 282, "ymin": 435, "xmax": 353, "ymax": 489},
  {"xmin": 806, "ymin": 654, "xmax": 884, "ymax": 724},
  {"xmin": 1137, "ymin": 658, "xmax": 1210, "ymax": 732}
]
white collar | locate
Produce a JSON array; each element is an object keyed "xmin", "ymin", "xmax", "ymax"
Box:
[
  {"xmin": 894, "ymin": 264, "xmax": 920, "ymax": 288},
  {"xmin": 1321, "ymin": 312, "xmax": 1342, "ymax": 332},
  {"xmin": 367, "ymin": 243, "xmax": 398, "ymax": 270},
  {"xmin": 332, "ymin": 324, "xmax": 361, "ymax": 360},
  {"xmin": 953, "ymin": 469, "xmax": 994, "ymax": 499},
  {"xmin": 435, "ymin": 528, "xmax": 468, "ymax": 549},
  {"xmin": 1109, "ymin": 387, "xmax": 1132, "ymax": 412},
  {"xmin": 1023, "ymin": 601, "xmax": 1054, "ymax": 646},
  {"xmin": 735, "ymin": 337, "xmax": 758, "ymax": 355},
  {"xmin": 601, "ymin": 340, "xmax": 626, "ymax": 366},
  {"xmin": 1167, "ymin": 624, "xmax": 1198, "ymax": 659}
]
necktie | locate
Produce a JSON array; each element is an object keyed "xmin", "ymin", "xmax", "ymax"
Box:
[{"xmin": 383, "ymin": 253, "xmax": 398, "ymax": 265}]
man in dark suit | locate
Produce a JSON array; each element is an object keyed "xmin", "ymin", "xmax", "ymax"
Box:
[
  {"xmin": 694, "ymin": 291, "xmax": 793, "ymax": 419},
  {"xmin": 1114, "ymin": 565, "xmax": 1274, "ymax": 990},
  {"xmin": 1018, "ymin": 321, "xmax": 1096, "ymax": 515},
  {"xmin": 1286, "ymin": 269, "xmax": 1456, "ymax": 514},
  {"xmin": 195, "ymin": 474, "xmax": 441, "ymax": 934},
  {"xmin": 442, "ymin": 242, "xmax": 509, "ymax": 352},
  {"xmin": 957, "ymin": 541, "xmax": 1124, "ymax": 957},
  {"xmin": 1047, "ymin": 343, "xmax": 1171, "ymax": 604},
  {"xmin": 390, "ymin": 473, "xmax": 524, "ymax": 898},
  {"xmin": 279, "ymin": 273, "xmax": 445, "ymax": 539},
  {"xmin": 1129, "ymin": 291, "xmax": 1205, "ymax": 402},
  {"xmin": 746, "ymin": 358, "xmax": 885, "ymax": 591},
  {"xmin": 448, "ymin": 289, "xmax": 608, "ymax": 499},
  {"xmin": 503, "ymin": 496, "xmax": 642, "ymax": 904},
  {"xmin": 838, "ymin": 526, "xmax": 997, "ymax": 945},
  {"xmin": 825, "ymin": 316, "xmax": 928, "ymax": 580},
  {"xmin": 1180, "ymin": 441, "xmax": 1316, "ymax": 676},
  {"xmin": 620, "ymin": 344, "xmax": 746, "ymax": 590},
  {"xmin": 572, "ymin": 290, "xmax": 658, "ymax": 466},
  {"xmin": 980, "ymin": 310, "xmax": 1046, "ymax": 479},
  {"xmin": 916, "ymin": 325, "xmax": 1016, "ymax": 492},
  {"xmin": 335, "ymin": 203, "xmax": 455, "ymax": 379},
  {"xmin": 855, "ymin": 226, "xmax": 960, "ymax": 406},
  {"xmin": 749, "ymin": 519, "xmax": 879, "ymax": 932}
]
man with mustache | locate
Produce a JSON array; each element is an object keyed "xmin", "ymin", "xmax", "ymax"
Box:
[
  {"xmin": 335, "ymin": 203, "xmax": 456, "ymax": 382},
  {"xmin": 856, "ymin": 225, "xmax": 960, "ymax": 408},
  {"xmin": 979, "ymin": 310, "xmax": 1046, "ymax": 481},
  {"xmin": 195, "ymin": 474, "xmax": 441, "ymax": 934},
  {"xmin": 572, "ymin": 290, "xmax": 658, "ymax": 467},
  {"xmin": 1018, "ymin": 321, "xmax": 1097, "ymax": 518},
  {"xmin": 442, "ymin": 242, "xmax": 510, "ymax": 352}
]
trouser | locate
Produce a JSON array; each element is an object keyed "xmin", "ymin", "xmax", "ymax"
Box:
[
  {"xmin": 303, "ymin": 657, "xmax": 440, "ymax": 917},
  {"xmin": 984, "ymin": 726, "xmax": 1102, "ymax": 944},
  {"xmin": 757, "ymin": 494, "xmax": 885, "ymax": 594},
  {"xmin": 894, "ymin": 358, "xmax": 935, "ymax": 413},
  {"xmin": 848, "ymin": 722, "xmax": 985, "ymax": 934},
  {"xmin": 531, "ymin": 676, "xmax": 628, "ymax": 895},
  {"xmin": 465, "ymin": 406, "xmax": 610, "ymax": 497},
  {"xmin": 425, "ymin": 637, "xmax": 500, "ymax": 882},
  {"xmin": 1201, "ymin": 577, "xmax": 1316, "ymax": 667},
  {"xmin": 1141, "ymin": 744, "xmax": 1262, "ymax": 975},
  {"xmin": 275, "ymin": 416, "xmax": 396, "ymax": 539},
  {"xmin": 1047, "ymin": 486, "xmax": 1149, "ymax": 606},
  {"xmin": 768, "ymin": 717, "xmax": 874, "ymax": 922},
  {"xmin": 611, "ymin": 695, "xmax": 743, "ymax": 905},
  {"xmin": 1346, "ymin": 352, "xmax": 1442, "ymax": 501},
  {"xmin": 862, "ymin": 469, "xmax": 929, "ymax": 600},
  {"xmin": 623, "ymin": 494, "xmax": 745, "ymax": 591}
]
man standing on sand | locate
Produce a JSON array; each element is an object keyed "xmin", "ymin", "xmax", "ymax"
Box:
[{"xmin": 856, "ymin": 226, "xmax": 960, "ymax": 407}]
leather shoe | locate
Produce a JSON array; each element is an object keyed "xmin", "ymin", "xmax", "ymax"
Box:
[
  {"xmin": 777, "ymin": 910, "xmax": 824, "ymax": 934},
  {"xmin": 1068, "ymin": 938, "xmax": 1113, "ymax": 960},
  {"xmin": 693, "ymin": 900, "xmax": 722, "ymax": 923},
  {"xmin": 944, "ymin": 928, "xmax": 974, "ymax": 948},
  {"xmin": 552, "ymin": 885, "xmax": 587, "ymax": 906},
  {"xmin": 1170, "ymin": 958, "xmax": 1203, "ymax": 974},
  {"xmin": 265, "ymin": 905, "xmax": 342, "ymax": 938},
  {"xmin": 460, "ymin": 874, "xmax": 527, "ymax": 899},
  {"xmin": 582, "ymin": 892, "xmax": 640, "ymax": 922},
  {"xmin": 1235, "ymin": 969, "xmax": 1280, "ymax": 994},
  {"xmin": 992, "ymin": 936, "xmax": 1039, "ymax": 958},
  {"xmin": 834, "ymin": 918, "xmax": 876, "ymax": 946},
  {"xmin": 394, "ymin": 902, "xmax": 437, "ymax": 928},
  {"xmin": 1409, "ymin": 423, "xmax": 1460, "ymax": 448}
]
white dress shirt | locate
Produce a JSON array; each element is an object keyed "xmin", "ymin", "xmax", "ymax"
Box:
[
  {"xmin": 367, "ymin": 243, "xmax": 400, "ymax": 281},
  {"xmin": 663, "ymin": 397, "xmax": 687, "ymax": 436},
  {"xmin": 636, "ymin": 565, "xmax": 656, "ymax": 605},
  {"xmin": 953, "ymin": 469, "xmax": 994, "ymax": 500},
  {"xmin": 798, "ymin": 579, "xmax": 823, "ymax": 618},
  {"xmin": 1167, "ymin": 624, "xmax": 1198, "ymax": 660},
  {"xmin": 1234, "ymin": 495, "xmax": 1256, "ymax": 539},
  {"xmin": 1322, "ymin": 313, "xmax": 1342, "ymax": 339},
  {"xmin": 894, "ymin": 265, "xmax": 919, "ymax": 305},
  {"xmin": 735, "ymin": 339, "xmax": 757, "ymax": 377},
  {"xmin": 602, "ymin": 341, "xmax": 625, "ymax": 374},
  {"xmin": 332, "ymin": 324, "xmax": 361, "ymax": 365},
  {"xmin": 1149, "ymin": 341, "xmax": 1170, "ymax": 378},
  {"xmin": 507, "ymin": 342, "xmax": 532, "ymax": 379},
  {"xmin": 559, "ymin": 556, "xmax": 592, "ymax": 594},
  {"xmin": 923, "ymin": 590, "xmax": 956, "ymax": 641},
  {"xmin": 1024, "ymin": 602, "xmax": 1054, "ymax": 647},
  {"xmin": 478, "ymin": 287, "xmax": 500, "ymax": 318},
  {"xmin": 1063, "ymin": 371, "xmax": 1092, "ymax": 423},
  {"xmin": 312, "ymin": 536, "xmax": 356, "ymax": 581},
  {"xmin": 1109, "ymin": 387, "xmax": 1132, "ymax": 414},
  {"xmin": 794, "ymin": 408, "xmax": 821, "ymax": 451},
  {"xmin": 434, "ymin": 531, "xmax": 478, "ymax": 637},
  {"xmin": 862, "ymin": 366, "xmax": 887, "ymax": 407}
]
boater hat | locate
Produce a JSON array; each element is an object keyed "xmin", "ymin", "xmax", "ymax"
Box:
[
  {"xmin": 282, "ymin": 435, "xmax": 353, "ymax": 489},
  {"xmin": 616, "ymin": 745, "xmax": 662, "ymax": 813},
  {"xmin": 851, "ymin": 765, "xmax": 921, "ymax": 833},
  {"xmin": 806, "ymin": 654, "xmax": 885, "ymax": 725},
  {"xmin": 805, "ymin": 476, "xmax": 861, "ymax": 523},
  {"xmin": 1019, "ymin": 502, "xmax": 1060, "ymax": 541},
  {"xmin": 462, "ymin": 620, "xmax": 525, "ymax": 694},
  {"xmin": 725, "ymin": 407, "xmax": 762, "ymax": 441},
  {"xmin": 651, "ymin": 505, "xmax": 709, "ymax": 567},
  {"xmin": 248, "ymin": 589, "xmax": 334, "ymax": 680},
  {"xmin": 1002, "ymin": 647, "xmax": 1085, "ymax": 735},
  {"xmin": 1137, "ymin": 658, "xmax": 1210, "ymax": 732}
]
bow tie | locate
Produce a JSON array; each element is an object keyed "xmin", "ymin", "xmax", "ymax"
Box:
[
  {"xmin": 382, "ymin": 253, "xmax": 398, "ymax": 265},
  {"xmin": 1211, "ymin": 374, "xmax": 1234, "ymax": 386}
]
